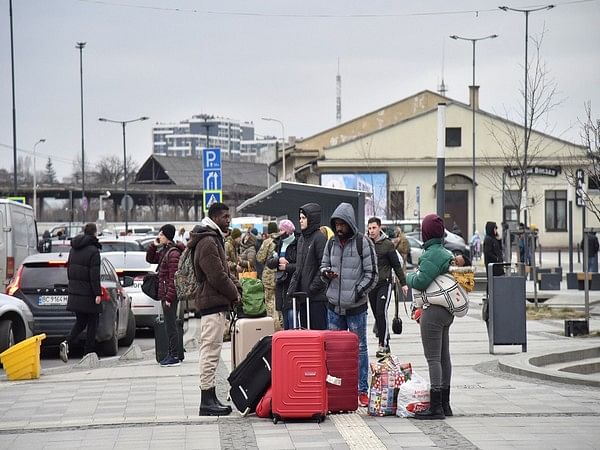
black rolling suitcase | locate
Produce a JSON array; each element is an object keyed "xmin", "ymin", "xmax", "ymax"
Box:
[
  {"xmin": 154, "ymin": 316, "xmax": 185, "ymax": 362},
  {"xmin": 228, "ymin": 335, "xmax": 272, "ymax": 416}
]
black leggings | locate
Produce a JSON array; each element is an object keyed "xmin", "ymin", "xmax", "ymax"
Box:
[
  {"xmin": 419, "ymin": 305, "xmax": 454, "ymax": 389},
  {"xmin": 68, "ymin": 312, "xmax": 99, "ymax": 355},
  {"xmin": 368, "ymin": 282, "xmax": 391, "ymax": 347}
]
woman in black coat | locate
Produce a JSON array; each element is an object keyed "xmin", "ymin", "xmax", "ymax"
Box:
[
  {"xmin": 60, "ymin": 223, "xmax": 102, "ymax": 362},
  {"xmin": 267, "ymin": 220, "xmax": 298, "ymax": 330}
]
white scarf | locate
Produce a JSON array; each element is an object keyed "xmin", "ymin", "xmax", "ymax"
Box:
[{"xmin": 201, "ymin": 217, "xmax": 225, "ymax": 239}]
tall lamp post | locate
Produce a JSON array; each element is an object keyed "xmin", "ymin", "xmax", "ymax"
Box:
[
  {"xmin": 32, "ymin": 138, "xmax": 46, "ymax": 220},
  {"xmin": 9, "ymin": 0, "xmax": 18, "ymax": 195},
  {"xmin": 499, "ymin": 4, "xmax": 554, "ymax": 229},
  {"xmin": 76, "ymin": 42, "xmax": 87, "ymax": 221},
  {"xmin": 261, "ymin": 117, "xmax": 286, "ymax": 181},
  {"xmin": 449, "ymin": 33, "xmax": 498, "ymax": 236},
  {"xmin": 99, "ymin": 116, "xmax": 149, "ymax": 235}
]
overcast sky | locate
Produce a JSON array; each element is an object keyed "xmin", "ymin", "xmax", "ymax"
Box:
[{"xmin": 1, "ymin": 0, "xmax": 599, "ymax": 179}]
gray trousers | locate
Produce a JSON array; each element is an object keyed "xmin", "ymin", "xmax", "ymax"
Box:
[{"xmin": 419, "ymin": 305, "xmax": 454, "ymax": 389}]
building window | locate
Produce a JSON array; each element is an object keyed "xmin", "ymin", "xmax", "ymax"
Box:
[
  {"xmin": 446, "ymin": 127, "xmax": 461, "ymax": 147},
  {"xmin": 545, "ymin": 190, "xmax": 567, "ymax": 231},
  {"xmin": 589, "ymin": 175, "xmax": 600, "ymax": 191},
  {"xmin": 389, "ymin": 191, "xmax": 405, "ymax": 220}
]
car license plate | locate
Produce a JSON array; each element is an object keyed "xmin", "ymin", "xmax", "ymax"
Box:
[{"xmin": 38, "ymin": 295, "xmax": 68, "ymax": 306}]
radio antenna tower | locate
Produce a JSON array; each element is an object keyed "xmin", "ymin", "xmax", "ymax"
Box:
[{"xmin": 336, "ymin": 58, "xmax": 342, "ymax": 124}]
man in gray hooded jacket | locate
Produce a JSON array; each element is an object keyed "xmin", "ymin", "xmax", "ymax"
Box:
[{"xmin": 320, "ymin": 202, "xmax": 378, "ymax": 407}]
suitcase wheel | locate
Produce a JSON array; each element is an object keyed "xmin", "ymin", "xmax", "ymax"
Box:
[
  {"xmin": 314, "ymin": 414, "xmax": 325, "ymax": 424},
  {"xmin": 272, "ymin": 414, "xmax": 279, "ymax": 425}
]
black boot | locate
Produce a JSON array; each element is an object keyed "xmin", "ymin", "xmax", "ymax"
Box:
[
  {"xmin": 199, "ymin": 387, "xmax": 232, "ymax": 416},
  {"xmin": 413, "ymin": 388, "xmax": 445, "ymax": 420},
  {"xmin": 441, "ymin": 387, "xmax": 453, "ymax": 417}
]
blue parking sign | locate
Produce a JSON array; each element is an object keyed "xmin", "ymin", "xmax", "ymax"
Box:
[{"xmin": 203, "ymin": 148, "xmax": 221, "ymax": 170}]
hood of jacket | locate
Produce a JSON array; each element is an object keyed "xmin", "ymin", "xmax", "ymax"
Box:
[
  {"xmin": 187, "ymin": 226, "xmax": 221, "ymax": 249},
  {"xmin": 240, "ymin": 232, "xmax": 257, "ymax": 249},
  {"xmin": 299, "ymin": 202, "xmax": 322, "ymax": 236},
  {"xmin": 485, "ymin": 221, "xmax": 497, "ymax": 238},
  {"xmin": 70, "ymin": 234, "xmax": 101, "ymax": 250},
  {"xmin": 330, "ymin": 202, "xmax": 358, "ymax": 237}
]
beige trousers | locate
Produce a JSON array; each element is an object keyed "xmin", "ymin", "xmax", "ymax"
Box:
[{"xmin": 198, "ymin": 311, "xmax": 226, "ymax": 390}]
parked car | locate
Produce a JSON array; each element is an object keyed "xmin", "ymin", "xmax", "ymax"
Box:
[
  {"xmin": 101, "ymin": 251, "xmax": 163, "ymax": 328},
  {"xmin": 0, "ymin": 293, "xmax": 34, "ymax": 357},
  {"xmin": 407, "ymin": 229, "xmax": 470, "ymax": 259},
  {"xmin": 6, "ymin": 253, "xmax": 136, "ymax": 356},
  {"xmin": 136, "ymin": 237, "xmax": 157, "ymax": 251},
  {"xmin": 99, "ymin": 236, "xmax": 145, "ymax": 252},
  {"xmin": 0, "ymin": 199, "xmax": 38, "ymax": 288},
  {"xmin": 406, "ymin": 235, "xmax": 424, "ymax": 268}
]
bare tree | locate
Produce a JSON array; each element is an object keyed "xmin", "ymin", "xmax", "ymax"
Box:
[
  {"xmin": 94, "ymin": 155, "xmax": 139, "ymax": 185},
  {"xmin": 482, "ymin": 30, "xmax": 564, "ymax": 223},
  {"xmin": 563, "ymin": 102, "xmax": 600, "ymax": 222}
]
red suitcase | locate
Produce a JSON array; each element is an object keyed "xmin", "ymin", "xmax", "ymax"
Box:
[
  {"xmin": 271, "ymin": 293, "xmax": 328, "ymax": 424},
  {"xmin": 322, "ymin": 330, "xmax": 359, "ymax": 413}
]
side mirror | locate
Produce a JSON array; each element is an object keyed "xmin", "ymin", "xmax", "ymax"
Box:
[{"xmin": 121, "ymin": 276, "xmax": 134, "ymax": 288}]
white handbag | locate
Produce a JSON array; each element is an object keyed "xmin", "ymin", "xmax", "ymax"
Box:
[{"xmin": 412, "ymin": 273, "xmax": 469, "ymax": 317}]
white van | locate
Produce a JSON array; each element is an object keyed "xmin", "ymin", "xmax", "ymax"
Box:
[{"xmin": 0, "ymin": 200, "xmax": 38, "ymax": 286}]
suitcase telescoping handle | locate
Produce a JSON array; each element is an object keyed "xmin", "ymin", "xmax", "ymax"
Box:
[{"xmin": 292, "ymin": 291, "xmax": 310, "ymax": 330}]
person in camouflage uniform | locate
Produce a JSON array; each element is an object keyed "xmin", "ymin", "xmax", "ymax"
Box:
[
  {"xmin": 225, "ymin": 228, "xmax": 242, "ymax": 273},
  {"xmin": 256, "ymin": 222, "xmax": 282, "ymax": 331},
  {"xmin": 222, "ymin": 228, "xmax": 242, "ymax": 342}
]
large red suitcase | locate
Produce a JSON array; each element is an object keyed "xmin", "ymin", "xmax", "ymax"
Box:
[
  {"xmin": 323, "ymin": 330, "xmax": 358, "ymax": 413},
  {"xmin": 271, "ymin": 293, "xmax": 328, "ymax": 424}
]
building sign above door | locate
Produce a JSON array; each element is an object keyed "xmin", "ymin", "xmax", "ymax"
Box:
[{"xmin": 505, "ymin": 166, "xmax": 561, "ymax": 177}]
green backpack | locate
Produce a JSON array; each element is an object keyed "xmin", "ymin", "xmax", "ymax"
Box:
[{"xmin": 239, "ymin": 278, "xmax": 267, "ymax": 318}]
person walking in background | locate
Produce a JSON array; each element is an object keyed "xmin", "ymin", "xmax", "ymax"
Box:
[
  {"xmin": 257, "ymin": 222, "xmax": 282, "ymax": 330},
  {"xmin": 287, "ymin": 203, "xmax": 329, "ymax": 330},
  {"xmin": 146, "ymin": 224, "xmax": 185, "ymax": 367},
  {"xmin": 237, "ymin": 228, "xmax": 258, "ymax": 275},
  {"xmin": 582, "ymin": 231, "xmax": 600, "ymax": 273},
  {"xmin": 406, "ymin": 213, "xmax": 454, "ymax": 420},
  {"xmin": 267, "ymin": 219, "xmax": 298, "ymax": 330},
  {"xmin": 188, "ymin": 202, "xmax": 241, "ymax": 416},
  {"xmin": 174, "ymin": 227, "xmax": 189, "ymax": 244},
  {"xmin": 469, "ymin": 230, "xmax": 482, "ymax": 261},
  {"xmin": 393, "ymin": 227, "xmax": 410, "ymax": 268},
  {"xmin": 320, "ymin": 202, "xmax": 378, "ymax": 407},
  {"xmin": 367, "ymin": 217, "xmax": 408, "ymax": 358},
  {"xmin": 59, "ymin": 223, "xmax": 102, "ymax": 363},
  {"xmin": 484, "ymin": 221, "xmax": 504, "ymax": 278}
]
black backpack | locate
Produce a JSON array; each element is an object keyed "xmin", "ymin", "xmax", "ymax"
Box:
[{"xmin": 325, "ymin": 231, "xmax": 364, "ymax": 259}]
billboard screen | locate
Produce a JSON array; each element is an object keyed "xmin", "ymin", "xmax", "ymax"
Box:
[{"xmin": 321, "ymin": 173, "xmax": 388, "ymax": 220}]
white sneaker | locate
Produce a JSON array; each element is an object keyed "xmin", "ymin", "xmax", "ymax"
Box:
[{"xmin": 59, "ymin": 341, "xmax": 69, "ymax": 363}]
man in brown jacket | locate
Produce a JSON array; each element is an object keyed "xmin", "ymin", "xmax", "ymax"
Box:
[{"xmin": 187, "ymin": 202, "xmax": 241, "ymax": 416}]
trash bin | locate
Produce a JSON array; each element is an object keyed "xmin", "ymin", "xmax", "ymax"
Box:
[
  {"xmin": 487, "ymin": 263, "xmax": 527, "ymax": 354},
  {"xmin": 0, "ymin": 333, "xmax": 46, "ymax": 381}
]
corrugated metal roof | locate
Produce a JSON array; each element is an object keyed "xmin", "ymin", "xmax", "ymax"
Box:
[{"xmin": 135, "ymin": 155, "xmax": 269, "ymax": 190}]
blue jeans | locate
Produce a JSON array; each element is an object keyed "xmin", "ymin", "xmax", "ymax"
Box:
[{"xmin": 328, "ymin": 309, "xmax": 369, "ymax": 394}]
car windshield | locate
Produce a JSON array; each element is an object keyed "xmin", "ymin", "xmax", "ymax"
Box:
[
  {"xmin": 100, "ymin": 242, "xmax": 142, "ymax": 252},
  {"xmin": 21, "ymin": 265, "xmax": 68, "ymax": 289}
]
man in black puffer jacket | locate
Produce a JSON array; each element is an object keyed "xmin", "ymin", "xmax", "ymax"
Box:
[
  {"xmin": 287, "ymin": 203, "xmax": 328, "ymax": 329},
  {"xmin": 59, "ymin": 223, "xmax": 102, "ymax": 363}
]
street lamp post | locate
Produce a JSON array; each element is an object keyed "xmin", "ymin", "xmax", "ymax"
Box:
[
  {"xmin": 449, "ymin": 34, "xmax": 498, "ymax": 236},
  {"xmin": 76, "ymin": 42, "xmax": 87, "ymax": 221},
  {"xmin": 32, "ymin": 139, "xmax": 46, "ymax": 220},
  {"xmin": 99, "ymin": 116, "xmax": 149, "ymax": 235},
  {"xmin": 499, "ymin": 4, "xmax": 554, "ymax": 229},
  {"xmin": 261, "ymin": 117, "xmax": 286, "ymax": 181},
  {"xmin": 9, "ymin": 0, "xmax": 18, "ymax": 195}
]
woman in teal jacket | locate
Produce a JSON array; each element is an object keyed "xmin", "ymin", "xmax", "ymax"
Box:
[{"xmin": 406, "ymin": 214, "xmax": 454, "ymax": 420}]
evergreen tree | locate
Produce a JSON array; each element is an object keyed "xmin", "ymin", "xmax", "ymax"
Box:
[{"xmin": 44, "ymin": 157, "xmax": 57, "ymax": 184}]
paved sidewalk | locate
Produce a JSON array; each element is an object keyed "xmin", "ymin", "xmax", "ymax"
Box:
[{"xmin": 1, "ymin": 292, "xmax": 599, "ymax": 449}]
